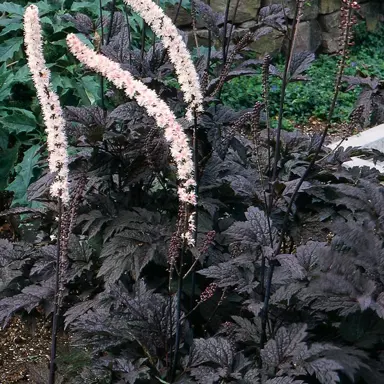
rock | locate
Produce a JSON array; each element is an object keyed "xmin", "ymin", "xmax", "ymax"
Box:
[
  {"xmin": 285, "ymin": 0, "xmax": 320, "ymax": 21},
  {"xmin": 239, "ymin": 20, "xmax": 258, "ymax": 29},
  {"xmin": 293, "ymin": 20, "xmax": 322, "ymax": 52},
  {"xmin": 319, "ymin": 0, "xmax": 342, "ymax": 14},
  {"xmin": 249, "ymin": 28, "xmax": 285, "ymax": 57},
  {"xmin": 209, "ymin": 0, "xmax": 261, "ymax": 23},
  {"xmin": 165, "ymin": 4, "xmax": 193, "ymax": 27},
  {"xmin": 360, "ymin": 2, "xmax": 381, "ymax": 31},
  {"xmin": 321, "ymin": 31, "xmax": 340, "ymax": 53},
  {"xmin": 318, "ymin": 10, "xmax": 340, "ymax": 32}
]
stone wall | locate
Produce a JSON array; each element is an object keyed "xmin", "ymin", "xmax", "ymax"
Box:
[{"xmin": 166, "ymin": 0, "xmax": 384, "ymax": 57}]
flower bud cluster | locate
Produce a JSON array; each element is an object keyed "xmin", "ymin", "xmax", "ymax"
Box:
[{"xmin": 24, "ymin": 5, "xmax": 69, "ymax": 203}]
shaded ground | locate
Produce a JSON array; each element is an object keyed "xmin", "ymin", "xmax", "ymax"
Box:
[
  {"xmin": 295, "ymin": 116, "xmax": 357, "ymax": 143},
  {"xmin": 0, "ymin": 316, "xmax": 52, "ymax": 383}
]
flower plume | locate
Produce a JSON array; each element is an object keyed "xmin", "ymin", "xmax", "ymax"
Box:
[
  {"xmin": 123, "ymin": 0, "xmax": 203, "ymax": 120},
  {"xmin": 24, "ymin": 5, "xmax": 69, "ymax": 203},
  {"xmin": 66, "ymin": 33, "xmax": 197, "ymax": 207}
]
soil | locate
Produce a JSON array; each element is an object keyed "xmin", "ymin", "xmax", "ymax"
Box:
[
  {"xmin": 295, "ymin": 116, "xmax": 355, "ymax": 142},
  {"xmin": 0, "ymin": 316, "xmax": 52, "ymax": 383}
]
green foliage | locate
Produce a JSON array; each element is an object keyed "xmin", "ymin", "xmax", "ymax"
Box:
[
  {"xmin": 222, "ymin": 54, "xmax": 361, "ymax": 124},
  {"xmin": 222, "ymin": 22, "xmax": 384, "ymax": 125},
  {"xmin": 6, "ymin": 144, "xmax": 41, "ymax": 207}
]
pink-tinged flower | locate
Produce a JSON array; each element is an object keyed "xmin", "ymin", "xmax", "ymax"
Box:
[
  {"xmin": 66, "ymin": 33, "xmax": 196, "ymax": 209},
  {"xmin": 24, "ymin": 5, "xmax": 69, "ymax": 203},
  {"xmin": 122, "ymin": 0, "xmax": 203, "ymax": 120}
]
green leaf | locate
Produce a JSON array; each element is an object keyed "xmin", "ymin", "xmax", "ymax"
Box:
[
  {"xmin": 0, "ymin": 2, "xmax": 25, "ymax": 15},
  {"xmin": 0, "ymin": 37, "xmax": 23, "ymax": 63},
  {"xmin": 6, "ymin": 144, "xmax": 41, "ymax": 206},
  {"xmin": 0, "ymin": 109, "xmax": 37, "ymax": 134},
  {"xmin": 0, "ymin": 22, "xmax": 22, "ymax": 36},
  {"xmin": 0, "ymin": 64, "xmax": 14, "ymax": 102},
  {"xmin": 0, "ymin": 17, "xmax": 22, "ymax": 27},
  {"xmin": 12, "ymin": 64, "xmax": 31, "ymax": 83},
  {"xmin": 0, "ymin": 127, "xmax": 9, "ymax": 150},
  {"xmin": 74, "ymin": 75, "xmax": 100, "ymax": 106},
  {"xmin": 0, "ymin": 144, "xmax": 19, "ymax": 190}
]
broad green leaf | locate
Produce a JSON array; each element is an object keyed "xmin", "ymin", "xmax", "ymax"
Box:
[
  {"xmin": 0, "ymin": 22, "xmax": 22, "ymax": 36},
  {"xmin": 74, "ymin": 75, "xmax": 100, "ymax": 106},
  {"xmin": 0, "ymin": 37, "xmax": 23, "ymax": 63},
  {"xmin": 0, "ymin": 64, "xmax": 14, "ymax": 102},
  {"xmin": 0, "ymin": 2, "xmax": 25, "ymax": 15},
  {"xmin": 12, "ymin": 64, "xmax": 31, "ymax": 83},
  {"xmin": 0, "ymin": 17, "xmax": 22, "ymax": 27},
  {"xmin": 6, "ymin": 144, "xmax": 41, "ymax": 206},
  {"xmin": 0, "ymin": 127, "xmax": 8, "ymax": 150},
  {"xmin": 0, "ymin": 144, "xmax": 19, "ymax": 190},
  {"xmin": 0, "ymin": 109, "xmax": 37, "ymax": 134},
  {"xmin": 51, "ymin": 74, "xmax": 73, "ymax": 95},
  {"xmin": 71, "ymin": 0, "xmax": 110, "ymax": 15}
]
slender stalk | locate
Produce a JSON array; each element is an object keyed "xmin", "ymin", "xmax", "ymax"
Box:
[
  {"xmin": 171, "ymin": 208, "xmax": 188, "ymax": 381},
  {"xmin": 48, "ymin": 200, "xmax": 62, "ymax": 384},
  {"xmin": 259, "ymin": 262, "xmax": 275, "ymax": 348},
  {"xmin": 261, "ymin": 0, "xmax": 306, "ymax": 350},
  {"xmin": 140, "ymin": 20, "xmax": 146, "ymax": 64},
  {"xmin": 205, "ymin": 0, "xmax": 212, "ymax": 73},
  {"xmin": 262, "ymin": 55, "xmax": 272, "ymax": 177},
  {"xmin": 160, "ymin": 0, "xmax": 184, "ymax": 65},
  {"xmin": 275, "ymin": 3, "xmax": 353, "ymax": 255},
  {"xmin": 106, "ymin": 0, "xmax": 117, "ymax": 45},
  {"xmin": 98, "ymin": 0, "xmax": 105, "ymax": 109},
  {"xmin": 270, "ymin": 0, "xmax": 304, "ymax": 187},
  {"xmin": 225, "ymin": 0, "xmax": 241, "ymax": 59},
  {"xmin": 190, "ymin": 109, "xmax": 199, "ymax": 310},
  {"xmin": 123, "ymin": 4, "xmax": 133, "ymax": 65},
  {"xmin": 260, "ymin": 1, "xmax": 355, "ymax": 351},
  {"xmin": 222, "ymin": 0, "xmax": 231, "ymax": 65}
]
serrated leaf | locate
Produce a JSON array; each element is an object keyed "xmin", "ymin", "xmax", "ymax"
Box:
[
  {"xmin": 0, "ymin": 109, "xmax": 37, "ymax": 133},
  {"xmin": 0, "ymin": 37, "xmax": 23, "ymax": 62},
  {"xmin": 261, "ymin": 324, "xmax": 308, "ymax": 370},
  {"xmin": 289, "ymin": 52, "xmax": 315, "ymax": 80},
  {"xmin": 265, "ymin": 378, "xmax": 304, "ymax": 384},
  {"xmin": 0, "ymin": 2, "xmax": 25, "ymax": 15},
  {"xmin": 0, "ymin": 144, "xmax": 19, "ymax": 190},
  {"xmin": 0, "ymin": 63, "xmax": 14, "ymax": 101},
  {"xmin": 304, "ymin": 358, "xmax": 343, "ymax": 384},
  {"xmin": 0, "ymin": 22, "xmax": 22, "ymax": 36},
  {"xmin": 189, "ymin": 337, "xmax": 234, "ymax": 367},
  {"xmin": 6, "ymin": 145, "xmax": 41, "ymax": 207},
  {"xmin": 223, "ymin": 206, "xmax": 274, "ymax": 247}
]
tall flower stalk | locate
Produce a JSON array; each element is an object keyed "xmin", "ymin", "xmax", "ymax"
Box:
[
  {"xmin": 122, "ymin": 0, "xmax": 203, "ymax": 120},
  {"xmin": 24, "ymin": 5, "xmax": 70, "ymax": 383},
  {"xmin": 66, "ymin": 34, "xmax": 197, "ymax": 211},
  {"xmin": 24, "ymin": 5, "xmax": 69, "ymax": 203}
]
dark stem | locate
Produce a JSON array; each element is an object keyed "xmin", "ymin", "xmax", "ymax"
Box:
[
  {"xmin": 222, "ymin": 0, "xmax": 231, "ymax": 65},
  {"xmin": 270, "ymin": 0, "xmax": 303, "ymax": 189},
  {"xmin": 171, "ymin": 231, "xmax": 188, "ymax": 382},
  {"xmin": 205, "ymin": 0, "xmax": 212, "ymax": 72},
  {"xmin": 123, "ymin": 4, "xmax": 133, "ymax": 65},
  {"xmin": 160, "ymin": 0, "xmax": 183, "ymax": 65},
  {"xmin": 48, "ymin": 199, "xmax": 62, "ymax": 384},
  {"xmin": 98, "ymin": 0, "xmax": 105, "ymax": 110},
  {"xmin": 190, "ymin": 110, "xmax": 199, "ymax": 310},
  {"xmin": 225, "ymin": 0, "xmax": 241, "ymax": 58},
  {"xmin": 275, "ymin": 4, "xmax": 353, "ymax": 256},
  {"xmin": 259, "ymin": 262, "xmax": 275, "ymax": 349},
  {"xmin": 259, "ymin": 3, "xmax": 354, "ymax": 352},
  {"xmin": 106, "ymin": 0, "xmax": 116, "ymax": 45},
  {"xmin": 140, "ymin": 20, "xmax": 146, "ymax": 65}
]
